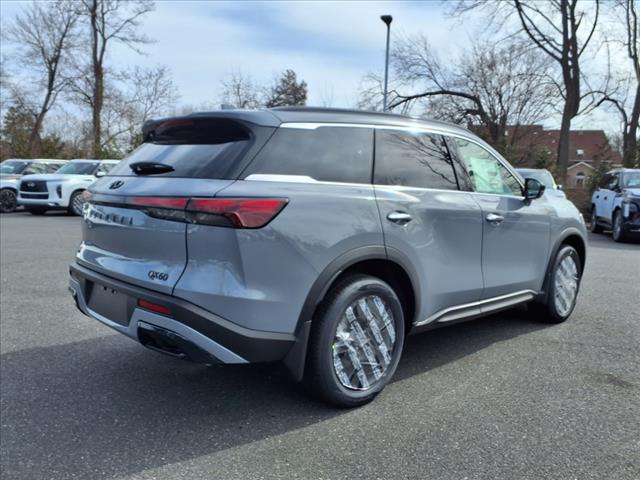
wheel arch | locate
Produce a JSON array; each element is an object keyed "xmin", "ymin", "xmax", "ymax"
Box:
[
  {"xmin": 283, "ymin": 245, "xmax": 420, "ymax": 381},
  {"xmin": 539, "ymin": 228, "xmax": 587, "ymax": 302}
]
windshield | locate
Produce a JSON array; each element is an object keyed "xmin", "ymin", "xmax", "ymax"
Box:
[
  {"xmin": 622, "ymin": 172, "xmax": 640, "ymax": 188},
  {"xmin": 518, "ymin": 170, "xmax": 556, "ymax": 189},
  {"xmin": 0, "ymin": 161, "xmax": 30, "ymax": 175},
  {"xmin": 56, "ymin": 162, "xmax": 99, "ymax": 175}
]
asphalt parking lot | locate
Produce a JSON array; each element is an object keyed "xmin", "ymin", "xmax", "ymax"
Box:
[{"xmin": 1, "ymin": 212, "xmax": 639, "ymax": 480}]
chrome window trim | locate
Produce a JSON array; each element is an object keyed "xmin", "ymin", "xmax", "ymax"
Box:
[
  {"xmin": 279, "ymin": 121, "xmax": 525, "ymax": 193},
  {"xmin": 244, "ymin": 174, "xmax": 525, "ymax": 201},
  {"xmin": 414, "ymin": 289, "xmax": 538, "ymax": 327}
]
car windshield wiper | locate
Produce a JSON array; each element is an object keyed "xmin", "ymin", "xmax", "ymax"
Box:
[{"xmin": 129, "ymin": 162, "xmax": 174, "ymax": 175}]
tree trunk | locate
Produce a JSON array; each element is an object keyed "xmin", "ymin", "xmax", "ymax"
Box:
[
  {"xmin": 90, "ymin": 0, "xmax": 102, "ymax": 159},
  {"xmin": 556, "ymin": 104, "xmax": 572, "ymax": 186},
  {"xmin": 92, "ymin": 64, "xmax": 103, "ymax": 158},
  {"xmin": 27, "ymin": 115, "xmax": 43, "ymax": 157},
  {"xmin": 624, "ymin": 83, "xmax": 640, "ymax": 167},
  {"xmin": 28, "ymin": 77, "xmax": 55, "ymax": 157}
]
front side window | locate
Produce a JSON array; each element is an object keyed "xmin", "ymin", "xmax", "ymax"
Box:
[
  {"xmin": 243, "ymin": 126, "xmax": 373, "ymax": 184},
  {"xmin": 56, "ymin": 162, "xmax": 99, "ymax": 175},
  {"xmin": 607, "ymin": 173, "xmax": 620, "ymax": 190},
  {"xmin": 622, "ymin": 171, "xmax": 640, "ymax": 188},
  {"xmin": 450, "ymin": 138, "xmax": 522, "ymax": 196},
  {"xmin": 374, "ymin": 130, "xmax": 458, "ymax": 190}
]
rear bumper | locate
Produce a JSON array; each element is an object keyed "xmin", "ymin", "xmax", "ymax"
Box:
[{"xmin": 68, "ymin": 262, "xmax": 296, "ymax": 364}]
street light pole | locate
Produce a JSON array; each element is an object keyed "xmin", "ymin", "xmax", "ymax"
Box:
[{"xmin": 380, "ymin": 15, "xmax": 393, "ymax": 112}]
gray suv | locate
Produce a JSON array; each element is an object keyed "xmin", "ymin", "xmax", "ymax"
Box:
[{"xmin": 68, "ymin": 108, "xmax": 587, "ymax": 406}]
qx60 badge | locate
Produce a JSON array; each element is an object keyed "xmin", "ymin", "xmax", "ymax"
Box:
[{"xmin": 148, "ymin": 270, "xmax": 169, "ymax": 281}]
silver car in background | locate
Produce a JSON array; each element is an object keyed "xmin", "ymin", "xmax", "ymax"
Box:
[
  {"xmin": 69, "ymin": 108, "xmax": 587, "ymax": 406},
  {"xmin": 0, "ymin": 159, "xmax": 67, "ymax": 213},
  {"xmin": 516, "ymin": 168, "xmax": 566, "ymax": 198}
]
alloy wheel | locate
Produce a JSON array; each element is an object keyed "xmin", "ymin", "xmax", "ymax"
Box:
[
  {"xmin": 0, "ymin": 190, "xmax": 17, "ymax": 213},
  {"xmin": 554, "ymin": 255, "xmax": 579, "ymax": 317},
  {"xmin": 331, "ymin": 295, "xmax": 397, "ymax": 391},
  {"xmin": 613, "ymin": 212, "xmax": 622, "ymax": 241},
  {"xmin": 72, "ymin": 193, "xmax": 85, "ymax": 216}
]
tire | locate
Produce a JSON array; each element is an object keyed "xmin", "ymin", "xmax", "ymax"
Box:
[
  {"xmin": 590, "ymin": 208, "xmax": 603, "ymax": 233},
  {"xmin": 612, "ymin": 210, "xmax": 627, "ymax": 243},
  {"xmin": 529, "ymin": 245, "xmax": 582, "ymax": 324},
  {"xmin": 26, "ymin": 206, "xmax": 47, "ymax": 215},
  {"xmin": 303, "ymin": 274, "xmax": 405, "ymax": 407},
  {"xmin": 0, "ymin": 189, "xmax": 18, "ymax": 213},
  {"xmin": 68, "ymin": 190, "xmax": 85, "ymax": 216}
]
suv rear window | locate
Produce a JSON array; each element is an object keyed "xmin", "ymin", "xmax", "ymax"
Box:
[
  {"xmin": 107, "ymin": 118, "xmax": 255, "ymax": 179},
  {"xmin": 242, "ymin": 126, "xmax": 373, "ymax": 184}
]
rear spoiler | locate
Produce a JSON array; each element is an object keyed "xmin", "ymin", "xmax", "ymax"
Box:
[{"xmin": 142, "ymin": 111, "xmax": 281, "ymax": 141}]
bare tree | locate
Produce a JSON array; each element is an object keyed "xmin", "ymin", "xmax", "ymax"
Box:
[
  {"xmin": 103, "ymin": 66, "xmax": 178, "ymax": 151},
  {"xmin": 597, "ymin": 0, "xmax": 639, "ymax": 167},
  {"xmin": 384, "ymin": 36, "xmax": 556, "ymax": 160},
  {"xmin": 455, "ymin": 0, "xmax": 603, "ymax": 184},
  {"xmin": 219, "ymin": 70, "xmax": 261, "ymax": 109},
  {"xmin": 73, "ymin": 0, "xmax": 154, "ymax": 158},
  {"xmin": 5, "ymin": 1, "xmax": 79, "ymax": 156}
]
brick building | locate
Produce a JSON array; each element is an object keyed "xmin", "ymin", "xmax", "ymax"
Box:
[{"xmin": 503, "ymin": 125, "xmax": 622, "ymax": 189}]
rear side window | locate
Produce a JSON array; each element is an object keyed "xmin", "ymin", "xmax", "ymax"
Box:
[
  {"xmin": 97, "ymin": 162, "xmax": 117, "ymax": 175},
  {"xmin": 46, "ymin": 163, "xmax": 65, "ymax": 173},
  {"xmin": 242, "ymin": 126, "xmax": 373, "ymax": 184},
  {"xmin": 374, "ymin": 130, "xmax": 458, "ymax": 190},
  {"xmin": 108, "ymin": 118, "xmax": 254, "ymax": 179}
]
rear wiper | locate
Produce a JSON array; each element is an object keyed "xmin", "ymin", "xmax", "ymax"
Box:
[{"xmin": 129, "ymin": 162, "xmax": 174, "ymax": 175}]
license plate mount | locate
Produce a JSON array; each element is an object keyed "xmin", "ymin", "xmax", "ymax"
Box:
[{"xmin": 88, "ymin": 282, "xmax": 130, "ymax": 326}]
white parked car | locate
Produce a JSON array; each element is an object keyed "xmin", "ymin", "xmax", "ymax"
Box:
[
  {"xmin": 18, "ymin": 159, "xmax": 119, "ymax": 215},
  {"xmin": 1, "ymin": 159, "xmax": 68, "ymax": 213}
]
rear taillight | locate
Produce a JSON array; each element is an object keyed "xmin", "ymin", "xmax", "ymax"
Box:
[
  {"xmin": 90, "ymin": 196, "xmax": 288, "ymax": 229},
  {"xmin": 186, "ymin": 198, "xmax": 287, "ymax": 228}
]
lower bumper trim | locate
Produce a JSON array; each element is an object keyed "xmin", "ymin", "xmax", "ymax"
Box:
[{"xmin": 69, "ymin": 261, "xmax": 295, "ymax": 364}]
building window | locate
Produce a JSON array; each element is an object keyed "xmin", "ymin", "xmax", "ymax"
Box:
[
  {"xmin": 576, "ymin": 149, "xmax": 584, "ymax": 157},
  {"xmin": 576, "ymin": 171, "xmax": 585, "ymax": 187}
]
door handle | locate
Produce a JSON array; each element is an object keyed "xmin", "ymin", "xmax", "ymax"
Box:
[
  {"xmin": 485, "ymin": 213, "xmax": 504, "ymax": 224},
  {"xmin": 387, "ymin": 211, "xmax": 412, "ymax": 225}
]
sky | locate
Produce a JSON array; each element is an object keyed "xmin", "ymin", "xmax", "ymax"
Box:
[{"xmin": 0, "ymin": 0, "xmax": 623, "ymax": 135}]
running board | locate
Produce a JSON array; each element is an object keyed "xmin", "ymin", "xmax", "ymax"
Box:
[{"xmin": 414, "ymin": 290, "xmax": 538, "ymax": 327}]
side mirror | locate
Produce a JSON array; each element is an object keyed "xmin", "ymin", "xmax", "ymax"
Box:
[
  {"xmin": 95, "ymin": 171, "xmax": 105, "ymax": 177},
  {"xmin": 524, "ymin": 178, "xmax": 545, "ymax": 200}
]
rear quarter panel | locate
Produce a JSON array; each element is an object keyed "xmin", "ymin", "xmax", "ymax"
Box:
[{"xmin": 172, "ymin": 180, "xmax": 384, "ymax": 334}]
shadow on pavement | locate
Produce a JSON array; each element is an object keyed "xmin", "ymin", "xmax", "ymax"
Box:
[{"xmin": 0, "ymin": 308, "xmax": 548, "ymax": 480}]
